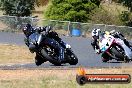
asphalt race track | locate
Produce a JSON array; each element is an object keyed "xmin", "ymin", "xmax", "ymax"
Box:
[{"xmin": 0, "ymin": 32, "xmax": 132, "ymax": 69}]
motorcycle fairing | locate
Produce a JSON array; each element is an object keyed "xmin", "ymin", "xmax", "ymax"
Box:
[
  {"xmin": 99, "ymin": 35, "xmax": 114, "ymax": 52},
  {"xmin": 115, "ymin": 38, "xmax": 132, "ymax": 59},
  {"xmin": 28, "ymin": 32, "xmax": 42, "ymax": 45}
]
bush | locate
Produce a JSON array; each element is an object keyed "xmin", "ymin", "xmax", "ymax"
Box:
[
  {"xmin": 45, "ymin": 0, "xmax": 99, "ymax": 22},
  {"xmin": 119, "ymin": 11, "xmax": 129, "ymax": 21},
  {"xmin": 119, "ymin": 11, "xmax": 132, "ymax": 27},
  {"xmin": 1, "ymin": 0, "xmax": 35, "ymax": 16},
  {"xmin": 89, "ymin": 8, "xmax": 122, "ymax": 25}
]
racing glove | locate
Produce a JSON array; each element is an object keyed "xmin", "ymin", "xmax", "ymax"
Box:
[
  {"xmin": 95, "ymin": 48, "xmax": 101, "ymax": 54},
  {"xmin": 65, "ymin": 43, "xmax": 71, "ymax": 49}
]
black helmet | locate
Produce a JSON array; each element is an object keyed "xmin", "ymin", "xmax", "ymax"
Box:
[{"xmin": 23, "ymin": 23, "xmax": 32, "ymax": 37}]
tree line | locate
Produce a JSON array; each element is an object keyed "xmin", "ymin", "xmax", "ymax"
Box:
[{"xmin": 0, "ymin": 0, "xmax": 131, "ymax": 26}]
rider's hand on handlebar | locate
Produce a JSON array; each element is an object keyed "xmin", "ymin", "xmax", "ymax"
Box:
[
  {"xmin": 45, "ymin": 26, "xmax": 51, "ymax": 32},
  {"xmin": 95, "ymin": 49, "xmax": 101, "ymax": 54},
  {"xmin": 65, "ymin": 44, "xmax": 71, "ymax": 49}
]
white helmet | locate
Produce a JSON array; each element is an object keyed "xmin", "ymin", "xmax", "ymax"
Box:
[{"xmin": 91, "ymin": 28, "xmax": 101, "ymax": 37}]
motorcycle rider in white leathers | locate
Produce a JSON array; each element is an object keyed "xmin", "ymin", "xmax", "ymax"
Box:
[{"xmin": 91, "ymin": 29, "xmax": 132, "ymax": 53}]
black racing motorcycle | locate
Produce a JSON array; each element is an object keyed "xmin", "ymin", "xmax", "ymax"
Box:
[{"xmin": 26, "ymin": 31, "xmax": 78, "ymax": 66}]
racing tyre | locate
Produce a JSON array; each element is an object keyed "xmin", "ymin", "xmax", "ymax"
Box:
[
  {"xmin": 41, "ymin": 46, "xmax": 61, "ymax": 66},
  {"xmin": 101, "ymin": 53, "xmax": 109, "ymax": 62},
  {"xmin": 66, "ymin": 49, "xmax": 78, "ymax": 65},
  {"xmin": 69, "ymin": 54, "xmax": 78, "ymax": 65},
  {"xmin": 111, "ymin": 46, "xmax": 130, "ymax": 63},
  {"xmin": 111, "ymin": 45, "xmax": 125, "ymax": 61},
  {"xmin": 35, "ymin": 54, "xmax": 46, "ymax": 66},
  {"xmin": 124, "ymin": 56, "xmax": 130, "ymax": 63}
]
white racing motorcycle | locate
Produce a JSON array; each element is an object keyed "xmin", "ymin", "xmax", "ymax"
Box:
[{"xmin": 99, "ymin": 34, "xmax": 132, "ymax": 62}]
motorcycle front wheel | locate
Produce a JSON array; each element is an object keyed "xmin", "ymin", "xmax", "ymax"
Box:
[
  {"xmin": 66, "ymin": 49, "xmax": 78, "ymax": 65},
  {"xmin": 101, "ymin": 53, "xmax": 110, "ymax": 62},
  {"xmin": 35, "ymin": 54, "xmax": 47, "ymax": 66},
  {"xmin": 111, "ymin": 45, "xmax": 130, "ymax": 63},
  {"xmin": 41, "ymin": 45, "xmax": 62, "ymax": 66}
]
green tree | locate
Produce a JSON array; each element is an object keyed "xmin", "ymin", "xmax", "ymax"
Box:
[
  {"xmin": 119, "ymin": 11, "xmax": 132, "ymax": 26},
  {"xmin": 1, "ymin": 0, "xmax": 35, "ymax": 16},
  {"xmin": 90, "ymin": 0, "xmax": 101, "ymax": 7},
  {"xmin": 118, "ymin": 0, "xmax": 132, "ymax": 12},
  {"xmin": 45, "ymin": 0, "xmax": 100, "ymax": 22}
]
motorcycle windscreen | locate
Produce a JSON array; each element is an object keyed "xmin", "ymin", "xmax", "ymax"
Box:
[
  {"xmin": 99, "ymin": 38, "xmax": 109, "ymax": 52},
  {"xmin": 28, "ymin": 33, "xmax": 42, "ymax": 45}
]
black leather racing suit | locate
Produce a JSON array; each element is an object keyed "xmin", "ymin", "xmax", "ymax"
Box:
[{"xmin": 23, "ymin": 26, "xmax": 66, "ymax": 62}]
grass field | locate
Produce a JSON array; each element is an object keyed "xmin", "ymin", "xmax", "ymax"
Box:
[
  {"xmin": 0, "ymin": 44, "xmax": 34, "ymax": 64},
  {"xmin": 0, "ymin": 68, "xmax": 132, "ymax": 88}
]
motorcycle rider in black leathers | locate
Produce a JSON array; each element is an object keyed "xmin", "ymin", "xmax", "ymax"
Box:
[{"xmin": 22, "ymin": 24, "xmax": 71, "ymax": 63}]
